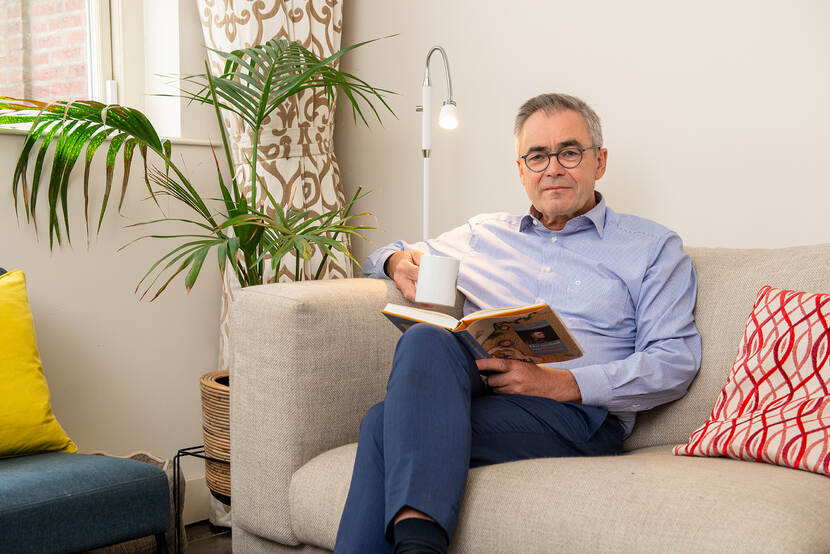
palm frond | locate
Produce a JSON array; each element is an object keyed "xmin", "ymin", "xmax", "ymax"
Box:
[
  {"xmin": 185, "ymin": 36, "xmax": 396, "ymax": 135},
  {"xmin": 11, "ymin": 118, "xmax": 58, "ymax": 223},
  {"xmin": 30, "ymin": 120, "xmax": 65, "ymax": 238},
  {"xmin": 146, "ymin": 167, "xmax": 217, "ymax": 227},
  {"xmin": 118, "ymin": 138, "xmax": 138, "ymax": 213},
  {"xmin": 50, "ymin": 120, "xmax": 97, "ymax": 247},
  {"xmin": 0, "ymin": 96, "xmax": 175, "ymax": 246},
  {"xmin": 99, "ymin": 132, "xmax": 129, "ymax": 233},
  {"xmin": 128, "ymin": 237, "xmax": 219, "ymax": 300},
  {"xmin": 83, "ymin": 127, "xmax": 116, "ymax": 238}
]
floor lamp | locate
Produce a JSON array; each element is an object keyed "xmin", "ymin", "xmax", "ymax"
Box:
[{"xmin": 417, "ymin": 45, "xmax": 458, "ymax": 242}]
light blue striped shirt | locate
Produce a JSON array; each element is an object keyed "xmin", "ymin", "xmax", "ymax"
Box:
[{"xmin": 364, "ymin": 193, "xmax": 702, "ymax": 437}]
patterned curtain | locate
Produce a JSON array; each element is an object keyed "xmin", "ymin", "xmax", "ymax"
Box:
[
  {"xmin": 198, "ymin": 0, "xmax": 351, "ymax": 282},
  {"xmin": 197, "ymin": 0, "xmax": 351, "ymax": 373}
]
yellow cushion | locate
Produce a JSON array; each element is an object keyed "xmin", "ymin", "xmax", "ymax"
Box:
[{"xmin": 0, "ymin": 269, "xmax": 77, "ymax": 458}]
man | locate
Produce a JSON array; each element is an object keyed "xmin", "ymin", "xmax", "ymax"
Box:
[{"xmin": 334, "ymin": 93, "xmax": 701, "ymax": 553}]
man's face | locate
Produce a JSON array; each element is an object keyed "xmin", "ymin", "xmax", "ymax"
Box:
[{"xmin": 515, "ymin": 109, "xmax": 607, "ymax": 230}]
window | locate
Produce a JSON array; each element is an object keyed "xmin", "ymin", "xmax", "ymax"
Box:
[
  {"xmin": 1, "ymin": 0, "xmax": 215, "ymax": 140},
  {"xmin": 0, "ymin": 0, "xmax": 108, "ymax": 102}
]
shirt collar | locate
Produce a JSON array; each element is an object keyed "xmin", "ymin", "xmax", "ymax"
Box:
[{"xmin": 519, "ymin": 191, "xmax": 606, "ymax": 237}]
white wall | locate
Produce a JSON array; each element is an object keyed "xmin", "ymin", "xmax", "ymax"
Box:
[{"xmin": 334, "ymin": 0, "xmax": 830, "ymax": 265}]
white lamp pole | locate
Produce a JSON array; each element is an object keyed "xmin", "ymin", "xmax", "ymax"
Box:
[{"xmin": 417, "ymin": 46, "xmax": 458, "ymax": 242}]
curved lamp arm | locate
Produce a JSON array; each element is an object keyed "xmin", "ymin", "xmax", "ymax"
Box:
[{"xmin": 423, "ymin": 46, "xmax": 454, "ymax": 101}]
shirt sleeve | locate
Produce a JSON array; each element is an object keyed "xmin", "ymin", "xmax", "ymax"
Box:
[
  {"xmin": 567, "ymin": 233, "xmax": 702, "ymax": 412},
  {"xmin": 362, "ymin": 222, "xmax": 477, "ymax": 279}
]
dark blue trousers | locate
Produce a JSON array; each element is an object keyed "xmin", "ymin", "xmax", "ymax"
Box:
[{"xmin": 334, "ymin": 323, "xmax": 624, "ymax": 553}]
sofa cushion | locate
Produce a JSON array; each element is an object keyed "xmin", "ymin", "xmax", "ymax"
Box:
[
  {"xmin": 675, "ymin": 286, "xmax": 829, "ymax": 475},
  {"xmin": 0, "ymin": 270, "xmax": 77, "ymax": 458},
  {"xmin": 290, "ymin": 442, "xmax": 830, "ymax": 552},
  {"xmin": 0, "ymin": 452, "xmax": 169, "ymax": 553},
  {"xmin": 625, "ymin": 244, "xmax": 830, "ymax": 451}
]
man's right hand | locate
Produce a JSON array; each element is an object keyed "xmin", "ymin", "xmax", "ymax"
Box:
[{"xmin": 384, "ymin": 250, "xmax": 424, "ymax": 303}]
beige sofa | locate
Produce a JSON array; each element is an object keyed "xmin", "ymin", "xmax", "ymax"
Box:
[{"xmin": 228, "ymin": 245, "xmax": 830, "ymax": 552}]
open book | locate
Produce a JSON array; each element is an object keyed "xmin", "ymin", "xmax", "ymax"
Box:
[{"xmin": 381, "ymin": 303, "xmax": 583, "ymax": 364}]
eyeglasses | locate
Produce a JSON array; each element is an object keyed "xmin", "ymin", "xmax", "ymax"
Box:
[{"xmin": 520, "ymin": 146, "xmax": 601, "ymax": 172}]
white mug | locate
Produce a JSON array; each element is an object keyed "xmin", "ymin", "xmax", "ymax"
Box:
[{"xmin": 415, "ymin": 254, "xmax": 460, "ymax": 306}]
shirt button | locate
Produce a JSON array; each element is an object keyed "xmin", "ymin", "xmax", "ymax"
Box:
[
  {"xmin": 542, "ymin": 266, "xmax": 551, "ymax": 272},
  {"xmin": 551, "ymin": 236, "xmax": 557, "ymax": 243}
]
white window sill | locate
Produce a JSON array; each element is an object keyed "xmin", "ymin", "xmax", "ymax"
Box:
[{"xmin": 0, "ymin": 126, "xmax": 214, "ymax": 147}]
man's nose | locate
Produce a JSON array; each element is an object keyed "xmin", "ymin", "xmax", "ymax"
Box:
[{"xmin": 544, "ymin": 155, "xmax": 567, "ymax": 176}]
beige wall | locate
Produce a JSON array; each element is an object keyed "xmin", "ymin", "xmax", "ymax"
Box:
[{"xmin": 335, "ymin": 0, "xmax": 830, "ymax": 265}]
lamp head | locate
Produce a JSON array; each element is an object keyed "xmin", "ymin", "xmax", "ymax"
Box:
[{"xmin": 439, "ymin": 101, "xmax": 458, "ymax": 130}]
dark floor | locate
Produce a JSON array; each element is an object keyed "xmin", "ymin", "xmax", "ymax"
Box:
[{"xmin": 185, "ymin": 520, "xmax": 232, "ymax": 553}]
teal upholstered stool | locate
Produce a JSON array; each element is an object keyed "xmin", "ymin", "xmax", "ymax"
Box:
[{"xmin": 0, "ymin": 452, "xmax": 170, "ymax": 553}]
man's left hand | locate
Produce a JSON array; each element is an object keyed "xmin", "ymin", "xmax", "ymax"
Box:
[{"xmin": 475, "ymin": 358, "xmax": 582, "ymax": 403}]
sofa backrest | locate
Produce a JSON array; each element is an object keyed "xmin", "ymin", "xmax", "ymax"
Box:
[{"xmin": 623, "ymin": 244, "xmax": 830, "ymax": 451}]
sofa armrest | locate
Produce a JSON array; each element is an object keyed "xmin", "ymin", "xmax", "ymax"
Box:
[{"xmin": 228, "ymin": 278, "xmax": 419, "ymax": 544}]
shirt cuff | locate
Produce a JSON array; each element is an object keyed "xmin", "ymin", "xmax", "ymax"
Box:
[
  {"xmin": 567, "ymin": 364, "xmax": 613, "ymax": 407},
  {"xmin": 363, "ymin": 240, "xmax": 429, "ymax": 279},
  {"xmin": 363, "ymin": 247, "xmax": 399, "ymax": 279}
]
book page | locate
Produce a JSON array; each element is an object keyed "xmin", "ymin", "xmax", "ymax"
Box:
[
  {"xmin": 381, "ymin": 303, "xmax": 460, "ymax": 329},
  {"xmin": 458, "ymin": 303, "xmax": 544, "ymax": 325},
  {"xmin": 465, "ymin": 306, "xmax": 581, "ymax": 363}
]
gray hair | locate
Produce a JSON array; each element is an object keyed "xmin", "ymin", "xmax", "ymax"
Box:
[{"xmin": 513, "ymin": 93, "xmax": 603, "ymax": 147}]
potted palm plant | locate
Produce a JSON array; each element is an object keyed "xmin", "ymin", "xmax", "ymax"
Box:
[{"xmin": 0, "ymin": 36, "xmax": 394, "ymax": 505}]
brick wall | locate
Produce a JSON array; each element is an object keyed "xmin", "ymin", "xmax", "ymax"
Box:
[{"xmin": 0, "ymin": 0, "xmax": 89, "ymax": 101}]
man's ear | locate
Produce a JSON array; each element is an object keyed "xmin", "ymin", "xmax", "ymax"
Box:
[{"xmin": 594, "ymin": 148, "xmax": 608, "ymax": 180}]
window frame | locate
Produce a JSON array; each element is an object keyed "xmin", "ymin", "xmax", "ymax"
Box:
[{"xmin": 87, "ymin": 0, "xmax": 115, "ymax": 103}]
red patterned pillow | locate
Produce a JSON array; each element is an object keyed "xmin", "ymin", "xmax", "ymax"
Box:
[{"xmin": 674, "ymin": 286, "xmax": 830, "ymax": 476}]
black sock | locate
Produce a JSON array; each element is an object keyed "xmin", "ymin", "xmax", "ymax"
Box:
[{"xmin": 393, "ymin": 518, "xmax": 448, "ymax": 554}]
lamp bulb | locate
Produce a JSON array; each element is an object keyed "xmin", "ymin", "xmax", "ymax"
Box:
[{"xmin": 439, "ymin": 103, "xmax": 458, "ymax": 130}]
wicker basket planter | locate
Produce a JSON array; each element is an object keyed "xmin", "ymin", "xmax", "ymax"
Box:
[{"xmin": 200, "ymin": 370, "xmax": 230, "ymax": 501}]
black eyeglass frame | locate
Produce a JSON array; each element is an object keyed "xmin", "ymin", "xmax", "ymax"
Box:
[{"xmin": 520, "ymin": 145, "xmax": 601, "ymax": 172}]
